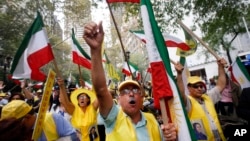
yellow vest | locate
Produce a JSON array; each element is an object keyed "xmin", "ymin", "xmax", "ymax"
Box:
[
  {"xmin": 188, "ymin": 95, "xmax": 226, "ymax": 141},
  {"xmin": 106, "ymin": 109, "xmax": 161, "ymax": 141},
  {"xmin": 43, "ymin": 113, "xmax": 59, "ymax": 140},
  {"xmin": 71, "ymin": 104, "xmax": 99, "ymax": 141}
]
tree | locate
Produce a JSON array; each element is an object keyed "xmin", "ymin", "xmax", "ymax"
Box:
[
  {"xmin": 100, "ymin": 1, "xmax": 250, "ymax": 64},
  {"xmin": 171, "ymin": 1, "xmax": 248, "ymax": 64},
  {"xmin": 63, "ymin": 0, "xmax": 91, "ymax": 37},
  {"xmin": 0, "ymin": 0, "xmax": 70, "ymax": 81},
  {"xmin": 0, "ymin": 0, "xmax": 61, "ymax": 56}
]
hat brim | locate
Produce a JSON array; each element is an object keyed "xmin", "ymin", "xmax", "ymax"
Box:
[
  {"xmin": 187, "ymin": 80, "xmax": 207, "ymax": 90},
  {"xmin": 188, "ymin": 81, "xmax": 205, "ymax": 85},
  {"xmin": 118, "ymin": 80, "xmax": 140, "ymax": 91},
  {"xmin": 70, "ymin": 89, "xmax": 97, "ymax": 106},
  {"xmin": 0, "ymin": 93, "xmax": 6, "ymax": 97}
]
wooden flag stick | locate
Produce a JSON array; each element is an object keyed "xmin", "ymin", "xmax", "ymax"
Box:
[
  {"xmin": 78, "ymin": 64, "xmax": 85, "ymax": 87},
  {"xmin": 160, "ymin": 99, "xmax": 169, "ymax": 124},
  {"xmin": 107, "ymin": 3, "xmax": 135, "ymax": 80},
  {"xmin": 52, "ymin": 60, "xmax": 62, "ymax": 78},
  {"xmin": 177, "ymin": 19, "xmax": 220, "ymax": 60},
  {"xmin": 52, "ymin": 59, "xmax": 68, "ymax": 94},
  {"xmin": 170, "ymin": 59, "xmax": 177, "ymax": 65}
]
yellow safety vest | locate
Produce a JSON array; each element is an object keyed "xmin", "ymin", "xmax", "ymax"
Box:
[
  {"xmin": 188, "ymin": 95, "xmax": 226, "ymax": 141},
  {"xmin": 71, "ymin": 104, "xmax": 99, "ymax": 141},
  {"xmin": 43, "ymin": 113, "xmax": 59, "ymax": 140},
  {"xmin": 106, "ymin": 109, "xmax": 161, "ymax": 141}
]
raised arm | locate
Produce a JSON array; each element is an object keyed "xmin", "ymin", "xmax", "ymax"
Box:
[
  {"xmin": 215, "ymin": 58, "xmax": 227, "ymax": 92},
  {"xmin": 20, "ymin": 80, "xmax": 33, "ymax": 100},
  {"xmin": 174, "ymin": 62, "xmax": 187, "ymax": 106},
  {"xmin": 57, "ymin": 78, "xmax": 75, "ymax": 115},
  {"xmin": 83, "ymin": 21, "xmax": 113, "ymax": 118}
]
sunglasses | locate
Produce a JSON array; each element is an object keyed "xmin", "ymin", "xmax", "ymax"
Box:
[{"xmin": 191, "ymin": 84, "xmax": 203, "ymax": 89}]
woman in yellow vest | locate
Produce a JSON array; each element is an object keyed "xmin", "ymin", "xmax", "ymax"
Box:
[
  {"xmin": 175, "ymin": 58, "xmax": 227, "ymax": 141},
  {"xmin": 58, "ymin": 79, "xmax": 99, "ymax": 141}
]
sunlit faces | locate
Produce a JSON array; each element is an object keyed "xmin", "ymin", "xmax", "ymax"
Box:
[
  {"xmin": 188, "ymin": 82, "xmax": 205, "ymax": 98},
  {"xmin": 188, "ymin": 82, "xmax": 204, "ymax": 90},
  {"xmin": 77, "ymin": 93, "xmax": 90, "ymax": 107},
  {"xmin": 118, "ymin": 85, "xmax": 144, "ymax": 117},
  {"xmin": 190, "ymin": 84, "xmax": 203, "ymax": 89}
]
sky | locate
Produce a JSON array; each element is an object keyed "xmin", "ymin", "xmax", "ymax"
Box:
[
  {"xmin": 90, "ymin": 1, "xmax": 212, "ymax": 71},
  {"xmin": 54, "ymin": 1, "xmax": 207, "ymax": 67}
]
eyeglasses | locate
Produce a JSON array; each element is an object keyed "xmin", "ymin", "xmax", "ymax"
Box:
[
  {"xmin": 192, "ymin": 84, "xmax": 203, "ymax": 89},
  {"xmin": 120, "ymin": 88, "xmax": 141, "ymax": 95},
  {"xmin": 78, "ymin": 95, "xmax": 88, "ymax": 100}
]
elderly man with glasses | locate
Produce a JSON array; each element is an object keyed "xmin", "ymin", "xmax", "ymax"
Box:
[
  {"xmin": 83, "ymin": 21, "xmax": 177, "ymax": 141},
  {"xmin": 175, "ymin": 58, "xmax": 227, "ymax": 141}
]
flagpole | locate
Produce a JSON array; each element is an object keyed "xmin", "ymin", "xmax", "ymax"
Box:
[
  {"xmin": 78, "ymin": 64, "xmax": 85, "ymax": 87},
  {"xmin": 170, "ymin": 59, "xmax": 177, "ymax": 65},
  {"xmin": 52, "ymin": 36, "xmax": 70, "ymax": 48},
  {"xmin": 242, "ymin": 17, "xmax": 250, "ymax": 40},
  {"xmin": 177, "ymin": 20, "xmax": 220, "ymax": 60},
  {"xmin": 106, "ymin": 2, "xmax": 135, "ymax": 80},
  {"xmin": 143, "ymin": 71, "xmax": 148, "ymax": 83},
  {"xmin": 159, "ymin": 99, "xmax": 169, "ymax": 124},
  {"xmin": 52, "ymin": 60, "xmax": 62, "ymax": 78}
]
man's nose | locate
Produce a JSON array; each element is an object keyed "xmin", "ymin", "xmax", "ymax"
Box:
[{"xmin": 128, "ymin": 90, "xmax": 135, "ymax": 96}]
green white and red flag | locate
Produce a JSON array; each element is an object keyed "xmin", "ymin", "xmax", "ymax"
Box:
[
  {"xmin": 140, "ymin": 0, "xmax": 195, "ymax": 140},
  {"xmin": 84, "ymin": 80, "xmax": 92, "ymax": 89},
  {"xmin": 122, "ymin": 61, "xmax": 138, "ymax": 76},
  {"xmin": 10, "ymin": 12, "xmax": 54, "ymax": 81},
  {"xmin": 229, "ymin": 57, "xmax": 250, "ymax": 89},
  {"xmin": 106, "ymin": 0, "xmax": 139, "ymax": 3},
  {"xmin": 131, "ymin": 30, "xmax": 190, "ymax": 51},
  {"xmin": 71, "ymin": 28, "xmax": 91, "ymax": 69},
  {"xmin": 176, "ymin": 27, "xmax": 197, "ymax": 57}
]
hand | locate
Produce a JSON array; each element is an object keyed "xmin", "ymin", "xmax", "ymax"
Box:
[
  {"xmin": 174, "ymin": 62, "xmax": 184, "ymax": 75},
  {"xmin": 57, "ymin": 78, "xmax": 65, "ymax": 87},
  {"xmin": 161, "ymin": 123, "xmax": 177, "ymax": 141},
  {"xmin": 0, "ymin": 81, "xmax": 5, "ymax": 90},
  {"xmin": 217, "ymin": 58, "xmax": 227, "ymax": 67},
  {"xmin": 20, "ymin": 80, "xmax": 26, "ymax": 89},
  {"xmin": 83, "ymin": 21, "xmax": 104, "ymax": 50}
]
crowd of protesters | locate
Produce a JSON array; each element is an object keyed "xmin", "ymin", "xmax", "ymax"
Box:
[{"xmin": 0, "ymin": 21, "xmax": 249, "ymax": 141}]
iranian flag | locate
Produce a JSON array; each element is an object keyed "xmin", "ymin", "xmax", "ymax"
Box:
[
  {"xmin": 106, "ymin": 0, "xmax": 139, "ymax": 3},
  {"xmin": 71, "ymin": 28, "xmax": 91, "ymax": 69},
  {"xmin": 229, "ymin": 57, "xmax": 250, "ymax": 89},
  {"xmin": 176, "ymin": 27, "xmax": 197, "ymax": 57},
  {"xmin": 122, "ymin": 61, "xmax": 138, "ymax": 75},
  {"xmin": 140, "ymin": 0, "xmax": 195, "ymax": 140},
  {"xmin": 10, "ymin": 12, "xmax": 54, "ymax": 81},
  {"xmin": 147, "ymin": 65, "xmax": 151, "ymax": 73},
  {"xmin": 131, "ymin": 30, "xmax": 190, "ymax": 51},
  {"xmin": 85, "ymin": 80, "xmax": 92, "ymax": 89}
]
